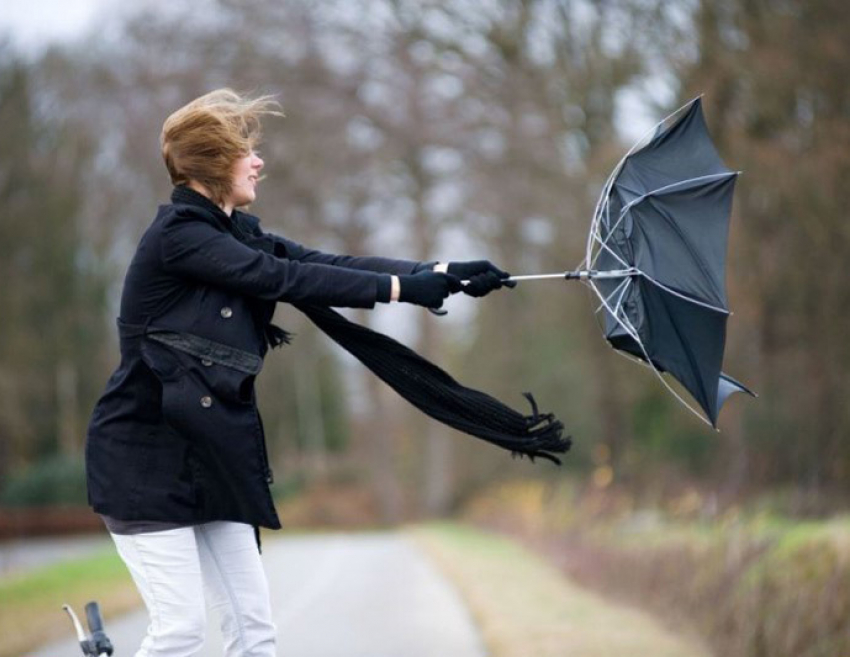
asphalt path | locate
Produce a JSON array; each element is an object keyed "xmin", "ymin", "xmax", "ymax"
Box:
[
  {"xmin": 0, "ymin": 534, "xmax": 112, "ymax": 576},
  {"xmin": 25, "ymin": 530, "xmax": 488, "ymax": 657}
]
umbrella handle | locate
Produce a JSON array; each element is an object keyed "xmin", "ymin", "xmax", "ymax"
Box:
[
  {"xmin": 507, "ymin": 269, "xmax": 638, "ymax": 282},
  {"xmin": 506, "ymin": 271, "xmax": 585, "ymax": 281},
  {"xmin": 425, "ymin": 272, "xmax": 593, "ymax": 315},
  {"xmin": 426, "ymin": 272, "xmax": 609, "ymax": 315}
]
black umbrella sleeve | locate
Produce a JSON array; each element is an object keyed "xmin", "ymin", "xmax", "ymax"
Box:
[{"xmin": 294, "ymin": 303, "xmax": 571, "ymax": 465}]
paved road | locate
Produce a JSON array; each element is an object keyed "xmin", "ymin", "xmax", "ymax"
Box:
[
  {"xmin": 0, "ymin": 534, "xmax": 112, "ymax": 577},
  {"xmin": 26, "ymin": 530, "xmax": 489, "ymax": 657}
]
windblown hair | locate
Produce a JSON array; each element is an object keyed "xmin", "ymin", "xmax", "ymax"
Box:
[{"xmin": 160, "ymin": 88, "xmax": 283, "ymax": 205}]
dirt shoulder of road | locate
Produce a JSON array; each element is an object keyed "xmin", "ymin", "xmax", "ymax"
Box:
[{"xmin": 405, "ymin": 519, "xmax": 712, "ymax": 657}]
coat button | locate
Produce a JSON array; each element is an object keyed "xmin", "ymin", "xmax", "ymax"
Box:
[
  {"xmin": 220, "ymin": 306, "xmax": 233, "ymax": 318},
  {"xmin": 266, "ymin": 469, "xmax": 274, "ymax": 484},
  {"xmin": 201, "ymin": 357, "xmax": 213, "ymax": 367},
  {"xmin": 200, "ymin": 395, "xmax": 213, "ymax": 408}
]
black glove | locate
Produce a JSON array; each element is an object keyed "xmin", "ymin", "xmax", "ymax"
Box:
[
  {"xmin": 398, "ymin": 272, "xmax": 463, "ymax": 308},
  {"xmin": 447, "ymin": 260, "xmax": 517, "ymax": 298}
]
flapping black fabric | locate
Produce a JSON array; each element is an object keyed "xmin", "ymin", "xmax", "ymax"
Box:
[
  {"xmin": 628, "ymin": 175, "xmax": 736, "ymax": 308},
  {"xmin": 620, "ymin": 99, "xmax": 733, "ymax": 186},
  {"xmin": 591, "ymin": 97, "xmax": 753, "ymax": 426},
  {"xmin": 294, "ymin": 303, "xmax": 571, "ymax": 465},
  {"xmin": 639, "ymin": 279, "xmax": 728, "ymax": 424},
  {"xmin": 718, "ymin": 373, "xmax": 754, "ymax": 415}
]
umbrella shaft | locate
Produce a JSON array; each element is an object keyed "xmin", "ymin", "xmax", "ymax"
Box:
[{"xmin": 507, "ymin": 270, "xmax": 636, "ymax": 282}]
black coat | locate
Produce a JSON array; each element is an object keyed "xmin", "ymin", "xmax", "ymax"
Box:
[{"xmin": 85, "ymin": 185, "xmax": 424, "ymax": 530}]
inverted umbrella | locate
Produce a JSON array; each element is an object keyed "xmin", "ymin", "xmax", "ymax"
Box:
[{"xmin": 511, "ymin": 96, "xmax": 754, "ymax": 427}]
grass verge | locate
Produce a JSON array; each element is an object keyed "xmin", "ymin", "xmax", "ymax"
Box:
[
  {"xmin": 0, "ymin": 548, "xmax": 140, "ymax": 657},
  {"xmin": 404, "ymin": 519, "xmax": 711, "ymax": 657},
  {"xmin": 462, "ymin": 477, "xmax": 850, "ymax": 657}
]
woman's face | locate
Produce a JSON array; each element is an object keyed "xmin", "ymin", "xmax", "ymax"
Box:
[{"xmin": 226, "ymin": 150, "xmax": 265, "ymax": 209}]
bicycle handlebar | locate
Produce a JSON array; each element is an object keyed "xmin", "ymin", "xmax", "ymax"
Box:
[
  {"xmin": 85, "ymin": 601, "xmax": 113, "ymax": 656},
  {"xmin": 63, "ymin": 601, "xmax": 113, "ymax": 657}
]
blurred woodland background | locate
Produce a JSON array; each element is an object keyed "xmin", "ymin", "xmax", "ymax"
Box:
[
  {"xmin": 1, "ymin": 0, "xmax": 848, "ymax": 520},
  {"xmin": 3, "ymin": 2, "xmax": 850, "ymax": 655}
]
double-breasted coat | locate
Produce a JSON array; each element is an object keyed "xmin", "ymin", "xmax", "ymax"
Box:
[{"xmin": 85, "ymin": 185, "xmax": 425, "ymax": 534}]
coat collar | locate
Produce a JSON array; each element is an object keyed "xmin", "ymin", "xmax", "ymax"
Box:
[
  {"xmin": 171, "ymin": 185, "xmax": 233, "ymax": 225},
  {"xmin": 170, "ymin": 185, "xmax": 263, "ymax": 241}
]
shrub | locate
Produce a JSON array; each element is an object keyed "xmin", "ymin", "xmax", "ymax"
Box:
[{"xmin": 0, "ymin": 455, "xmax": 87, "ymax": 507}]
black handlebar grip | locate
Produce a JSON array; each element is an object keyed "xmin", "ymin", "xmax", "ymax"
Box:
[
  {"xmin": 85, "ymin": 601, "xmax": 104, "ymax": 633},
  {"xmin": 85, "ymin": 601, "xmax": 114, "ymax": 656}
]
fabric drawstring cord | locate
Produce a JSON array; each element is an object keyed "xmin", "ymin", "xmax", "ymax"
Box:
[
  {"xmin": 293, "ymin": 303, "xmax": 572, "ymax": 465},
  {"xmin": 264, "ymin": 323, "xmax": 293, "ymax": 349},
  {"xmin": 253, "ymin": 524, "xmax": 262, "ymax": 554}
]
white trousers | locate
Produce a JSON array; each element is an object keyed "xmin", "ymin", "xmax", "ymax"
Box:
[{"xmin": 109, "ymin": 521, "xmax": 276, "ymax": 657}]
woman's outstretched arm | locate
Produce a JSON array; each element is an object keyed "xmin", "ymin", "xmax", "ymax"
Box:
[
  {"xmin": 160, "ymin": 208, "xmax": 393, "ymax": 307},
  {"xmin": 262, "ymin": 230, "xmax": 438, "ymax": 276}
]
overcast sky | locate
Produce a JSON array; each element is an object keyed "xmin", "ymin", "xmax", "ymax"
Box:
[
  {"xmin": 0, "ymin": 0, "xmax": 663, "ymax": 143},
  {"xmin": 0, "ymin": 0, "xmax": 118, "ymax": 52}
]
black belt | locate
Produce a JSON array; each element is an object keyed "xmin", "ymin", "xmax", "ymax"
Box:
[{"xmin": 117, "ymin": 317, "xmax": 262, "ymax": 375}]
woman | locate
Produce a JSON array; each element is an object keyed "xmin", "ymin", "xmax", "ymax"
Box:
[{"xmin": 84, "ymin": 88, "xmax": 513, "ymax": 657}]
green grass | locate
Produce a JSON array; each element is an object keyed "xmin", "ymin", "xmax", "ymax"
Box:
[
  {"xmin": 0, "ymin": 548, "xmax": 125, "ymax": 602},
  {"xmin": 0, "ymin": 549, "xmax": 140, "ymax": 657}
]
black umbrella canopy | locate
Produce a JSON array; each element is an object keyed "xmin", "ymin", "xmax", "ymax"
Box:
[{"xmin": 590, "ymin": 98, "xmax": 754, "ymax": 426}]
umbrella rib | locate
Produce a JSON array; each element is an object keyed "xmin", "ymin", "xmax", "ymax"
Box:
[
  {"xmin": 616, "ymin": 172, "xmax": 738, "ymax": 221},
  {"xmin": 587, "ymin": 202, "xmax": 729, "ymax": 315},
  {"xmin": 579, "ymin": 94, "xmax": 738, "ymax": 430},
  {"xmin": 588, "ymin": 280, "xmax": 714, "ymax": 428},
  {"xmin": 592, "ymin": 172, "xmax": 737, "ymax": 272},
  {"xmin": 592, "ymin": 196, "xmax": 620, "ymax": 269},
  {"xmin": 646, "ymin": 196, "xmax": 726, "ymax": 305},
  {"xmin": 588, "ymin": 279, "xmax": 642, "ymax": 346},
  {"xmin": 588, "ymin": 198, "xmax": 632, "ymax": 272},
  {"xmin": 584, "ymin": 95, "xmax": 704, "ymax": 271},
  {"xmin": 593, "ymin": 177, "xmax": 735, "ymax": 310},
  {"xmin": 592, "ymin": 231, "xmax": 631, "ymax": 270},
  {"xmin": 655, "ymin": 288, "xmax": 718, "ymax": 423},
  {"xmin": 612, "ymin": 277, "xmax": 633, "ymax": 316},
  {"xmin": 595, "ymin": 276, "xmax": 632, "ymax": 314},
  {"xmin": 587, "ymin": 167, "xmax": 629, "ymax": 270},
  {"xmin": 638, "ymin": 273, "xmax": 729, "ymax": 315}
]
